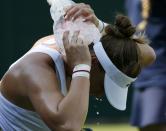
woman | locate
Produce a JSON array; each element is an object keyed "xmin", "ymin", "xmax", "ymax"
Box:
[{"xmin": 0, "ymin": 2, "xmax": 155, "ymax": 131}]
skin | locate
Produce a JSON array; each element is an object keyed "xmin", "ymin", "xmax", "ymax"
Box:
[
  {"xmin": 137, "ymin": 43, "xmax": 156, "ymax": 68},
  {"xmin": 64, "ymin": 3, "xmax": 156, "ymax": 68},
  {"xmin": 0, "ymin": 3, "xmax": 156, "ymax": 131},
  {"xmin": 0, "ymin": 32, "xmax": 91, "ymax": 131},
  {"xmin": 138, "ymin": 48, "xmax": 165, "ymax": 131},
  {"xmin": 0, "ymin": 31, "xmax": 104, "ymax": 131},
  {"xmin": 64, "ymin": 3, "xmax": 99, "ymax": 27}
]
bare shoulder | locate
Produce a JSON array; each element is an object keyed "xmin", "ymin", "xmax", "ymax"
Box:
[
  {"xmin": 34, "ymin": 35, "xmax": 55, "ymax": 46},
  {"xmin": 1, "ymin": 34, "xmax": 56, "ymax": 93},
  {"xmin": 0, "ymin": 34, "xmax": 58, "ymax": 95},
  {"xmin": 5, "ymin": 34, "xmax": 55, "ymax": 82},
  {"xmin": 8, "ymin": 34, "xmax": 56, "ymax": 79},
  {"xmin": 0, "ymin": 35, "xmax": 63, "ymax": 115},
  {"xmin": 1, "ymin": 52, "xmax": 55, "ymax": 90},
  {"xmin": 37, "ymin": 35, "xmax": 54, "ymax": 43}
]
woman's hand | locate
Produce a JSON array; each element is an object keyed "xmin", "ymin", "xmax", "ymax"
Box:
[
  {"xmin": 63, "ymin": 31, "xmax": 91, "ymax": 69},
  {"xmin": 64, "ymin": 3, "xmax": 99, "ymax": 27}
]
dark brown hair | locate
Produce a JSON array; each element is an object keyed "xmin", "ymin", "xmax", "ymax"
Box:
[{"xmin": 100, "ymin": 15, "xmax": 146, "ymax": 78}]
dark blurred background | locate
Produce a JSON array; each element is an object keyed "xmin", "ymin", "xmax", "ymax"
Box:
[{"xmin": 0, "ymin": 0, "xmax": 134, "ymax": 124}]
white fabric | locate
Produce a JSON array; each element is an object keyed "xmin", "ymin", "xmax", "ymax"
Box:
[
  {"xmin": 0, "ymin": 92, "xmax": 51, "ymax": 131},
  {"xmin": 93, "ymin": 42, "xmax": 137, "ymax": 110},
  {"xmin": 47, "ymin": 0, "xmax": 135, "ymax": 111},
  {"xmin": 29, "ymin": 44, "xmax": 67, "ymax": 96},
  {"xmin": 0, "ymin": 41, "xmax": 68, "ymax": 130},
  {"xmin": 73, "ymin": 64, "xmax": 91, "ymax": 72},
  {"xmin": 72, "ymin": 71, "xmax": 90, "ymax": 79},
  {"xmin": 49, "ymin": 0, "xmax": 101, "ymax": 55}
]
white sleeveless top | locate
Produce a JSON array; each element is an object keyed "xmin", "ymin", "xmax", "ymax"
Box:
[{"xmin": 0, "ymin": 38, "xmax": 67, "ymax": 130}]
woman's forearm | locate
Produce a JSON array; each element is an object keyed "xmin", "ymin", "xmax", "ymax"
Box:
[{"xmin": 57, "ymin": 77, "xmax": 90, "ymax": 130}]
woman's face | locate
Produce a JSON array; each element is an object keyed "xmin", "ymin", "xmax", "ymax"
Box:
[
  {"xmin": 89, "ymin": 59, "xmax": 105, "ymax": 97},
  {"xmin": 64, "ymin": 50, "xmax": 105, "ymax": 97}
]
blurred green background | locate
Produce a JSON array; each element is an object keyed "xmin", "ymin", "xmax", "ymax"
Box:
[{"xmin": 0, "ymin": 0, "xmax": 136, "ymax": 129}]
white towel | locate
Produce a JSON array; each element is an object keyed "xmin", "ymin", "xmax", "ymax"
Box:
[{"xmin": 48, "ymin": 0, "xmax": 101, "ymax": 55}]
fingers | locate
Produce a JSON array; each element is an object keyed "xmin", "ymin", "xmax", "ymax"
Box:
[
  {"xmin": 71, "ymin": 10, "xmax": 83, "ymax": 21},
  {"xmin": 77, "ymin": 37, "xmax": 83, "ymax": 45},
  {"xmin": 64, "ymin": 5, "xmax": 74, "ymax": 12},
  {"xmin": 83, "ymin": 15, "xmax": 99, "ymax": 27},
  {"xmin": 83, "ymin": 15, "xmax": 94, "ymax": 22},
  {"xmin": 64, "ymin": 3, "xmax": 92, "ymax": 21},
  {"xmin": 71, "ymin": 8, "xmax": 92, "ymax": 21},
  {"xmin": 71, "ymin": 31, "xmax": 80, "ymax": 45},
  {"xmin": 65, "ymin": 6, "xmax": 79, "ymax": 20},
  {"xmin": 63, "ymin": 31, "xmax": 70, "ymax": 50},
  {"xmin": 63, "ymin": 31, "xmax": 86, "ymax": 47}
]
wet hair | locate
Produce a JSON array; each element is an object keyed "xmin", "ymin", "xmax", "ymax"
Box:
[{"xmin": 100, "ymin": 15, "xmax": 148, "ymax": 78}]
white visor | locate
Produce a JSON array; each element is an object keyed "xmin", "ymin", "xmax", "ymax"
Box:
[{"xmin": 93, "ymin": 42, "xmax": 137, "ymax": 110}]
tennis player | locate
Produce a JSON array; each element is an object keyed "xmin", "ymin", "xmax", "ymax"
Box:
[{"xmin": 0, "ymin": 1, "xmax": 156, "ymax": 131}]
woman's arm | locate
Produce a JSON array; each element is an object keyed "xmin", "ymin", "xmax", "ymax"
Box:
[
  {"xmin": 25, "ymin": 59, "xmax": 90, "ymax": 131},
  {"xmin": 64, "ymin": 3, "xmax": 108, "ymax": 36},
  {"xmin": 64, "ymin": 3, "xmax": 156, "ymax": 68},
  {"xmin": 15, "ymin": 31, "xmax": 91, "ymax": 131},
  {"xmin": 137, "ymin": 43, "xmax": 156, "ymax": 67}
]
